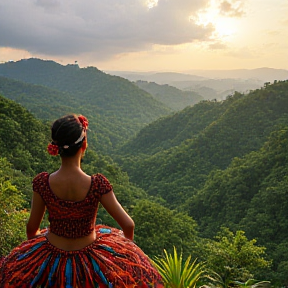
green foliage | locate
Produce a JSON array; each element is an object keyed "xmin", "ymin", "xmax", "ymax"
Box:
[
  {"xmin": 131, "ymin": 199, "xmax": 199, "ymax": 259},
  {"xmin": 0, "ymin": 95, "xmax": 57, "ymax": 176},
  {"xmin": 233, "ymin": 279, "xmax": 271, "ymax": 288},
  {"xmin": 204, "ymin": 228, "xmax": 271, "ymax": 284},
  {"xmin": 188, "ymin": 125, "xmax": 288, "ymax": 234},
  {"xmin": 152, "ymin": 247, "xmax": 207, "ymax": 288},
  {"xmin": 187, "ymin": 125, "xmax": 288, "ymax": 283},
  {"xmin": 0, "ymin": 158, "xmax": 29, "ymax": 256}
]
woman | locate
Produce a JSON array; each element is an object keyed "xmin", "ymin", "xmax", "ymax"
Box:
[{"xmin": 0, "ymin": 114, "xmax": 163, "ymax": 288}]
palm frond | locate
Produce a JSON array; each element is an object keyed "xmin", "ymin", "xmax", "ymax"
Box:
[{"xmin": 152, "ymin": 247, "xmax": 206, "ymax": 288}]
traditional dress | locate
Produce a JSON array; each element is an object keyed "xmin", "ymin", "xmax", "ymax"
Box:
[{"xmin": 0, "ymin": 172, "xmax": 163, "ymax": 288}]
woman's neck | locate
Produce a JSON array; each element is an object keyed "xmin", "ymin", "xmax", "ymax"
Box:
[{"xmin": 59, "ymin": 151, "xmax": 83, "ymax": 171}]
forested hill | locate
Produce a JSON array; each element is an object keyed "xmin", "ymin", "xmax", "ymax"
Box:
[
  {"xmin": 117, "ymin": 80, "xmax": 288, "ymax": 207},
  {"xmin": 0, "ymin": 59, "xmax": 171, "ymax": 153},
  {"xmin": 0, "ymin": 94, "xmax": 60, "ymax": 174},
  {"xmin": 134, "ymin": 80, "xmax": 203, "ymax": 111},
  {"xmin": 118, "ymin": 99, "xmax": 230, "ymax": 155},
  {"xmin": 116, "ymin": 80, "xmax": 288, "ymax": 281},
  {"xmin": 0, "ymin": 76, "xmax": 79, "ymax": 119}
]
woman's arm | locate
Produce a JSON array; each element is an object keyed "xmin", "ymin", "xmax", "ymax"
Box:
[
  {"xmin": 26, "ymin": 192, "xmax": 46, "ymax": 239},
  {"xmin": 100, "ymin": 191, "xmax": 135, "ymax": 241}
]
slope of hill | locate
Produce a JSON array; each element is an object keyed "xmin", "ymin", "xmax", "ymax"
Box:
[
  {"xmin": 188, "ymin": 125, "xmax": 288, "ymax": 239},
  {"xmin": 0, "ymin": 59, "xmax": 172, "ymax": 153},
  {"xmin": 0, "ymin": 76, "xmax": 79, "ymax": 119},
  {"xmin": 188, "ymin": 125, "xmax": 288, "ymax": 282},
  {"xmin": 117, "ymin": 81, "xmax": 288, "ymax": 208},
  {"xmin": 117, "ymin": 99, "xmax": 229, "ymax": 156},
  {"xmin": 0, "ymin": 94, "xmax": 53, "ymax": 175},
  {"xmin": 134, "ymin": 80, "xmax": 203, "ymax": 111}
]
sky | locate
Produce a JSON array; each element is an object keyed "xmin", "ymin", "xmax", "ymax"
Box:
[{"xmin": 0, "ymin": 0, "xmax": 287, "ymax": 72}]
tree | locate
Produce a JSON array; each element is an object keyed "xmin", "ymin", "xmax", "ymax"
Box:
[
  {"xmin": 204, "ymin": 228, "xmax": 271, "ymax": 285},
  {"xmin": 131, "ymin": 199, "xmax": 199, "ymax": 259},
  {"xmin": 0, "ymin": 158, "xmax": 29, "ymax": 256}
]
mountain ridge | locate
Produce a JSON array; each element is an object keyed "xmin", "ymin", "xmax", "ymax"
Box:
[{"xmin": 0, "ymin": 58, "xmax": 172, "ymax": 153}]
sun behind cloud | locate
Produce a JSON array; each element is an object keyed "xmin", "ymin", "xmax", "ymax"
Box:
[
  {"xmin": 192, "ymin": 0, "xmax": 243, "ymax": 43},
  {"xmin": 146, "ymin": 0, "xmax": 158, "ymax": 9}
]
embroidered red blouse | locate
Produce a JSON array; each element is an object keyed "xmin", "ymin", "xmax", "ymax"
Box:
[{"xmin": 32, "ymin": 172, "xmax": 113, "ymax": 238}]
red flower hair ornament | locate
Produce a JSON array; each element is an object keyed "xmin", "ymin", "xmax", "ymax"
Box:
[
  {"xmin": 47, "ymin": 143, "xmax": 59, "ymax": 156},
  {"xmin": 78, "ymin": 115, "xmax": 89, "ymax": 130}
]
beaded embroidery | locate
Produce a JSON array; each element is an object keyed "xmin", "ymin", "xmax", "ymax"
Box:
[{"xmin": 32, "ymin": 172, "xmax": 113, "ymax": 238}]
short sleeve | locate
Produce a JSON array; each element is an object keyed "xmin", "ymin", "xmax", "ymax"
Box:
[
  {"xmin": 94, "ymin": 173, "xmax": 113, "ymax": 196},
  {"xmin": 32, "ymin": 172, "xmax": 48, "ymax": 197}
]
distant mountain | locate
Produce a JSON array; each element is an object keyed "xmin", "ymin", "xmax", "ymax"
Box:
[
  {"xmin": 185, "ymin": 67, "xmax": 288, "ymax": 82},
  {"xmin": 176, "ymin": 78, "xmax": 264, "ymax": 100},
  {"xmin": 109, "ymin": 67, "xmax": 288, "ymax": 83},
  {"xmin": 107, "ymin": 71, "xmax": 206, "ymax": 83},
  {"xmin": 134, "ymin": 80, "xmax": 203, "ymax": 111},
  {"xmin": 108, "ymin": 68, "xmax": 288, "ymax": 100},
  {"xmin": 0, "ymin": 59, "xmax": 171, "ymax": 153}
]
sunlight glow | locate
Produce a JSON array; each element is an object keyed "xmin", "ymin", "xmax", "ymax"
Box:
[
  {"xmin": 213, "ymin": 17, "xmax": 237, "ymax": 38},
  {"xmin": 146, "ymin": 0, "xmax": 158, "ymax": 9},
  {"xmin": 192, "ymin": 0, "xmax": 239, "ymax": 41}
]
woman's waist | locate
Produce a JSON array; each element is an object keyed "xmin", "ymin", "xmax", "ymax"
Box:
[
  {"xmin": 49, "ymin": 217, "xmax": 96, "ymax": 238},
  {"xmin": 46, "ymin": 229, "xmax": 97, "ymax": 251}
]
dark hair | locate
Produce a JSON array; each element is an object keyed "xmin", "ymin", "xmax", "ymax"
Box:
[{"xmin": 51, "ymin": 114, "xmax": 85, "ymax": 157}]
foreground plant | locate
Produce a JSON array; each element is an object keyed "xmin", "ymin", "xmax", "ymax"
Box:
[
  {"xmin": 204, "ymin": 273, "xmax": 271, "ymax": 288},
  {"xmin": 233, "ymin": 279, "xmax": 271, "ymax": 288},
  {"xmin": 152, "ymin": 247, "xmax": 206, "ymax": 288}
]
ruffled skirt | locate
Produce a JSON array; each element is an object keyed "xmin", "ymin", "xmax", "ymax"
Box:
[{"xmin": 0, "ymin": 225, "xmax": 163, "ymax": 288}]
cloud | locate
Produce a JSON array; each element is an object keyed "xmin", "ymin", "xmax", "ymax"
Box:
[
  {"xmin": 218, "ymin": 0, "xmax": 245, "ymax": 17},
  {"xmin": 281, "ymin": 17, "xmax": 288, "ymax": 26},
  {"xmin": 35, "ymin": 0, "xmax": 60, "ymax": 10},
  {"xmin": 209, "ymin": 41, "xmax": 228, "ymax": 50},
  {"xmin": 0, "ymin": 0, "xmax": 215, "ymax": 60},
  {"xmin": 225, "ymin": 46, "xmax": 261, "ymax": 59}
]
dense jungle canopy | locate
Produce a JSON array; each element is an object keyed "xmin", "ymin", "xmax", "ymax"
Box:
[{"xmin": 0, "ymin": 59, "xmax": 288, "ymax": 284}]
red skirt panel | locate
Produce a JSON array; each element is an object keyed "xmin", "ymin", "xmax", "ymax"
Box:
[{"xmin": 0, "ymin": 225, "xmax": 163, "ymax": 288}]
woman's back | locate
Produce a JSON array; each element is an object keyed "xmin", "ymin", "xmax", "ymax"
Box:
[
  {"xmin": 33, "ymin": 171, "xmax": 113, "ymax": 250},
  {"xmin": 48, "ymin": 169, "xmax": 92, "ymax": 202}
]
